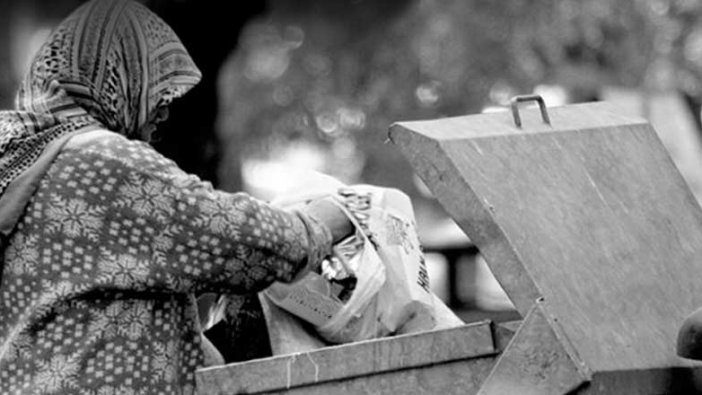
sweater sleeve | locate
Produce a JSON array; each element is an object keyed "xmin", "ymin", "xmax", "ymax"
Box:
[{"xmin": 35, "ymin": 133, "xmax": 332, "ymax": 295}]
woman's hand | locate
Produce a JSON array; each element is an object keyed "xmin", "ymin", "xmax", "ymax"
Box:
[{"xmin": 304, "ymin": 197, "xmax": 354, "ymax": 244}]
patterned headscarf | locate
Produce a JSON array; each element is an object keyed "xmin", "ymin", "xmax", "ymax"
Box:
[{"xmin": 0, "ymin": 0, "xmax": 201, "ymax": 196}]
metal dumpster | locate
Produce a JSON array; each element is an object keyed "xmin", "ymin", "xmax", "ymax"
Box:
[
  {"xmin": 196, "ymin": 320, "xmax": 518, "ymax": 394},
  {"xmin": 198, "ymin": 97, "xmax": 702, "ymax": 394}
]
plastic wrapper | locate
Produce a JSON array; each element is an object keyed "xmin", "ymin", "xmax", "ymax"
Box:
[
  {"xmin": 266, "ymin": 187, "xmax": 389, "ymax": 343},
  {"xmin": 263, "ymin": 172, "xmax": 463, "ymax": 346}
]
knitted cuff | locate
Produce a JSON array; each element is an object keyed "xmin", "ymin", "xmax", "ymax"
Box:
[{"xmin": 288, "ymin": 209, "xmax": 333, "ymax": 283}]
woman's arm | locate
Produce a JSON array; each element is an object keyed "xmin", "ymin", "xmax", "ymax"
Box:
[{"xmin": 41, "ymin": 134, "xmax": 339, "ymax": 295}]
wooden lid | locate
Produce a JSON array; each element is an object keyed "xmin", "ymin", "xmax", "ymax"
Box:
[{"xmin": 391, "ymin": 101, "xmax": 702, "ymax": 370}]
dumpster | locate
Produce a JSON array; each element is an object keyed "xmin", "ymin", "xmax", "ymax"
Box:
[
  {"xmin": 197, "ymin": 96, "xmax": 702, "ymax": 394},
  {"xmin": 196, "ymin": 320, "xmax": 517, "ymax": 394}
]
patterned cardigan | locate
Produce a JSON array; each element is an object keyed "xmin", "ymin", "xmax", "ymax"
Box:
[{"xmin": 0, "ymin": 131, "xmax": 331, "ymax": 395}]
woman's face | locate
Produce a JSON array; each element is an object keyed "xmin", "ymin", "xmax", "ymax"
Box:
[{"xmin": 138, "ymin": 105, "xmax": 169, "ymax": 142}]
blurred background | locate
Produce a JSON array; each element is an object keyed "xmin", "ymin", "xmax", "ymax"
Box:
[{"xmin": 5, "ymin": 0, "xmax": 702, "ymax": 323}]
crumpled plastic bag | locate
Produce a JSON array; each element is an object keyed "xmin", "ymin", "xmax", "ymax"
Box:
[
  {"xmin": 263, "ymin": 171, "xmax": 463, "ymax": 348},
  {"xmin": 266, "ymin": 183, "xmax": 388, "ymax": 343},
  {"xmin": 264, "ymin": 215, "xmax": 387, "ymax": 343}
]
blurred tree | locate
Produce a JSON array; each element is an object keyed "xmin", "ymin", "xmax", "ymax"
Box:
[
  {"xmin": 513, "ymin": 0, "xmax": 657, "ymax": 98},
  {"xmin": 663, "ymin": 0, "xmax": 702, "ymax": 129},
  {"xmin": 217, "ymin": 0, "xmax": 554, "ymax": 221}
]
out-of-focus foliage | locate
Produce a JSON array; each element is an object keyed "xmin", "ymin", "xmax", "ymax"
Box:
[
  {"xmin": 665, "ymin": 0, "xmax": 702, "ymax": 98},
  {"xmin": 513, "ymin": 0, "xmax": 657, "ymax": 93},
  {"xmin": 220, "ymin": 0, "xmax": 530, "ymax": 213},
  {"xmin": 217, "ymin": 0, "xmax": 691, "ymax": 219}
]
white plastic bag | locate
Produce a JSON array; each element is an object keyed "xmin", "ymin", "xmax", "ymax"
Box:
[
  {"xmin": 263, "ymin": 171, "xmax": 463, "ymax": 346},
  {"xmin": 258, "ymin": 292, "xmax": 329, "ymax": 355},
  {"xmin": 263, "ymin": 237, "xmax": 387, "ymax": 343},
  {"xmin": 265, "ymin": 189, "xmax": 388, "ymax": 343},
  {"xmin": 349, "ymin": 185, "xmax": 437, "ymax": 334}
]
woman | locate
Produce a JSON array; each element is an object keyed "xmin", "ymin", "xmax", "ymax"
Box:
[{"xmin": 0, "ymin": 0, "xmax": 351, "ymax": 394}]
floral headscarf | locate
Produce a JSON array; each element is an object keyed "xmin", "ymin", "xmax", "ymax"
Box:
[{"xmin": 0, "ymin": 0, "xmax": 201, "ymax": 196}]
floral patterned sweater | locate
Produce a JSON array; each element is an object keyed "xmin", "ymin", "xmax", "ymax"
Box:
[{"xmin": 0, "ymin": 131, "xmax": 332, "ymax": 394}]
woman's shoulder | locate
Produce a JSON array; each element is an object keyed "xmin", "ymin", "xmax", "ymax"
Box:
[
  {"xmin": 58, "ymin": 128, "xmax": 183, "ymax": 177},
  {"xmin": 65, "ymin": 128, "xmax": 147, "ymax": 151}
]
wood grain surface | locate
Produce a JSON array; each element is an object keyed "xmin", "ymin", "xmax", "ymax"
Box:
[{"xmin": 390, "ymin": 101, "xmax": 702, "ymax": 373}]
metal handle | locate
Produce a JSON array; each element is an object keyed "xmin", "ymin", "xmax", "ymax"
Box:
[{"xmin": 510, "ymin": 94, "xmax": 551, "ymax": 128}]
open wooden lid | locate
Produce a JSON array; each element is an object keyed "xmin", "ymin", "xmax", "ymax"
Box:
[{"xmin": 390, "ymin": 99, "xmax": 702, "ymax": 371}]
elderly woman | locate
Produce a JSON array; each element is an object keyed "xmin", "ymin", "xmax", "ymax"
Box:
[{"xmin": 0, "ymin": 0, "xmax": 351, "ymax": 394}]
